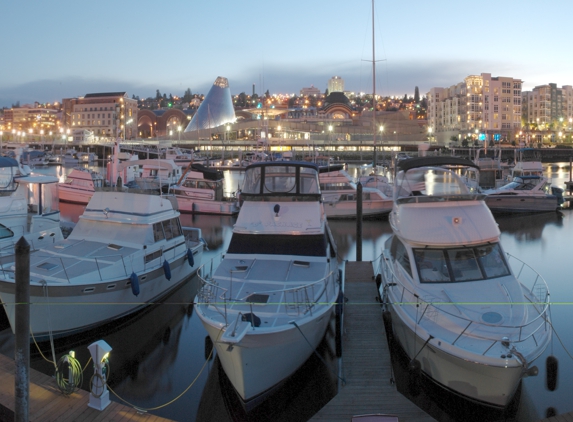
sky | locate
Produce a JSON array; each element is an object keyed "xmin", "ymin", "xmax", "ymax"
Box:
[{"xmin": 2, "ymin": 0, "xmax": 573, "ymax": 108}]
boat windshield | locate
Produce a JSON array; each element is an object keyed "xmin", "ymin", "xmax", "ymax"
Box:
[
  {"xmin": 395, "ymin": 167, "xmax": 470, "ymax": 198},
  {"xmin": 242, "ymin": 165, "xmax": 319, "ymax": 195},
  {"xmin": 413, "ymin": 243, "xmax": 511, "ymax": 283}
]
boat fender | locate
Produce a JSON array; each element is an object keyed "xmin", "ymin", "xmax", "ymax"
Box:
[
  {"xmin": 408, "ymin": 359, "xmax": 422, "ymax": 397},
  {"xmin": 335, "ymin": 290, "xmax": 344, "ymax": 316},
  {"xmin": 187, "ymin": 248, "xmax": 194, "ymax": 267},
  {"xmin": 204, "ymin": 335, "xmax": 214, "ymax": 361},
  {"xmin": 375, "ymin": 273, "xmax": 382, "ymax": 290},
  {"xmin": 163, "ymin": 260, "xmax": 172, "ymax": 280},
  {"xmin": 241, "ymin": 312, "xmax": 261, "ymax": 327},
  {"xmin": 130, "ymin": 272, "xmax": 140, "ymax": 296},
  {"xmin": 546, "ymin": 355, "xmax": 558, "ymax": 391}
]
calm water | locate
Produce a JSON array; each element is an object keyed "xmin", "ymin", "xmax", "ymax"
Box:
[{"xmin": 1, "ymin": 161, "xmax": 573, "ymax": 421}]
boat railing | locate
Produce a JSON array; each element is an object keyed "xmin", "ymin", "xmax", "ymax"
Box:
[
  {"xmin": 379, "ymin": 250, "xmax": 550, "ymax": 352},
  {"xmin": 196, "ymin": 253, "xmax": 338, "ymax": 326},
  {"xmin": 395, "ymin": 194, "xmax": 487, "ymax": 205}
]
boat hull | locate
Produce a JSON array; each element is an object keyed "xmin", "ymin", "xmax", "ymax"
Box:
[
  {"xmin": 385, "ymin": 301, "xmax": 523, "ymax": 408},
  {"xmin": 0, "ymin": 249, "xmax": 203, "ymax": 340},
  {"xmin": 323, "ymin": 199, "xmax": 392, "ymax": 219},
  {"xmin": 175, "ymin": 197, "xmax": 238, "ymax": 215},
  {"xmin": 199, "ymin": 306, "xmax": 334, "ymax": 402},
  {"xmin": 485, "ymin": 195, "xmax": 559, "ymax": 213}
]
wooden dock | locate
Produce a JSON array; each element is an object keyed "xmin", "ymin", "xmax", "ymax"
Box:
[
  {"xmin": 0, "ymin": 352, "xmax": 173, "ymax": 422},
  {"xmin": 310, "ymin": 261, "xmax": 435, "ymax": 422}
]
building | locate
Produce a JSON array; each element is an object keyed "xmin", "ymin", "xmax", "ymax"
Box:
[
  {"xmin": 184, "ymin": 77, "xmax": 235, "ymax": 132},
  {"xmin": 63, "ymin": 92, "xmax": 138, "ymax": 142},
  {"xmin": 2, "ymin": 104, "xmax": 60, "ymax": 136},
  {"xmin": 427, "ymin": 73, "xmax": 522, "ymax": 143},
  {"xmin": 300, "ymin": 86, "xmax": 322, "ymax": 97},
  {"xmin": 328, "ymin": 76, "xmax": 344, "ymax": 94}
]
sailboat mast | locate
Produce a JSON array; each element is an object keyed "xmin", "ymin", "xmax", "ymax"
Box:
[{"xmin": 372, "ymin": 0, "xmax": 377, "ymax": 167}]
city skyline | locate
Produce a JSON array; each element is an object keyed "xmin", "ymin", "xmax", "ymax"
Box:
[{"xmin": 1, "ymin": 0, "xmax": 572, "ymax": 108}]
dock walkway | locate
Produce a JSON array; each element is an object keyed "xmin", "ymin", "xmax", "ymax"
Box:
[
  {"xmin": 0, "ymin": 352, "xmax": 172, "ymax": 422},
  {"xmin": 310, "ymin": 261, "xmax": 435, "ymax": 422}
]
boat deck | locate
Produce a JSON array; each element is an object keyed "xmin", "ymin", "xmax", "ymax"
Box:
[
  {"xmin": 0, "ymin": 352, "xmax": 173, "ymax": 421},
  {"xmin": 310, "ymin": 261, "xmax": 435, "ymax": 422}
]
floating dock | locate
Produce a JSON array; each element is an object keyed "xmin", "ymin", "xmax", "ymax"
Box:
[
  {"xmin": 0, "ymin": 352, "xmax": 173, "ymax": 422},
  {"xmin": 310, "ymin": 261, "xmax": 435, "ymax": 422}
]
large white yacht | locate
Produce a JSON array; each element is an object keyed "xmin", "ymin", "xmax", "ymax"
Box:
[
  {"xmin": 377, "ymin": 156, "xmax": 551, "ymax": 408},
  {"xmin": 195, "ymin": 161, "xmax": 342, "ymax": 405},
  {"xmin": 0, "ymin": 191, "xmax": 205, "ymax": 340}
]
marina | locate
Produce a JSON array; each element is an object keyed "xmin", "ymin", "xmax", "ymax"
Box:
[{"xmin": 1, "ymin": 161, "xmax": 573, "ymax": 420}]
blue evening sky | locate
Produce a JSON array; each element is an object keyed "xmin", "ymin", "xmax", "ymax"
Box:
[{"xmin": 1, "ymin": 0, "xmax": 571, "ymax": 107}]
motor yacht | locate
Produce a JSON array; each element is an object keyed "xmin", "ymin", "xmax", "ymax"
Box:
[
  {"xmin": 195, "ymin": 161, "xmax": 342, "ymax": 405},
  {"xmin": 0, "ymin": 191, "xmax": 205, "ymax": 340},
  {"xmin": 169, "ymin": 163, "xmax": 239, "ymax": 215},
  {"xmin": 484, "ymin": 175, "xmax": 563, "ymax": 213},
  {"xmin": 58, "ymin": 167, "xmax": 105, "ymax": 205},
  {"xmin": 320, "ymin": 169, "xmax": 392, "ymax": 218},
  {"xmin": 377, "ymin": 156, "xmax": 551, "ymax": 408}
]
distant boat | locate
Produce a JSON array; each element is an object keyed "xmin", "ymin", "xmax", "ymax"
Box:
[
  {"xmin": 0, "ymin": 191, "xmax": 205, "ymax": 341},
  {"xmin": 169, "ymin": 163, "xmax": 239, "ymax": 215},
  {"xmin": 117, "ymin": 158, "xmax": 183, "ymax": 191},
  {"xmin": 58, "ymin": 167, "xmax": 105, "ymax": 205},
  {"xmin": 484, "ymin": 175, "xmax": 563, "ymax": 213},
  {"xmin": 320, "ymin": 169, "xmax": 392, "ymax": 218}
]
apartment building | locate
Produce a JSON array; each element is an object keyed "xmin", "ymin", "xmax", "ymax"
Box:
[
  {"xmin": 522, "ymin": 83, "xmax": 573, "ymax": 127},
  {"xmin": 427, "ymin": 73, "xmax": 522, "ymax": 142},
  {"xmin": 2, "ymin": 105, "xmax": 59, "ymax": 134},
  {"xmin": 62, "ymin": 92, "xmax": 138, "ymax": 141}
]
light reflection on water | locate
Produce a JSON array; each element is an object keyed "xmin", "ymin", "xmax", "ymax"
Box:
[{"xmin": 1, "ymin": 162, "xmax": 573, "ymax": 421}]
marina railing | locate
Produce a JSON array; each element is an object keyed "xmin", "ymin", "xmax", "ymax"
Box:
[
  {"xmin": 379, "ymin": 250, "xmax": 551, "ymax": 355},
  {"xmin": 196, "ymin": 253, "xmax": 338, "ymax": 327}
]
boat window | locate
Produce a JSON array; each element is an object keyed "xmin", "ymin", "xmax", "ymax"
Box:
[
  {"xmin": 161, "ymin": 217, "xmax": 182, "ymax": 240},
  {"xmin": 414, "ymin": 243, "xmax": 510, "ymax": 283},
  {"xmin": 153, "ymin": 222, "xmax": 165, "ymax": 242},
  {"xmin": 390, "ymin": 236, "xmax": 412, "ymax": 277},
  {"xmin": 145, "ymin": 249, "xmax": 163, "ymax": 264},
  {"xmin": 0, "ymin": 224, "xmax": 14, "ymax": 240},
  {"xmin": 227, "ymin": 233, "xmax": 327, "ymax": 257}
]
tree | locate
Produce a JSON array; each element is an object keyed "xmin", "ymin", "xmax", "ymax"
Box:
[
  {"xmin": 449, "ymin": 135, "xmax": 458, "ymax": 144},
  {"xmin": 182, "ymin": 88, "xmax": 192, "ymax": 103},
  {"xmin": 155, "ymin": 90, "xmax": 162, "ymax": 101},
  {"xmin": 414, "ymin": 86, "xmax": 420, "ymax": 104}
]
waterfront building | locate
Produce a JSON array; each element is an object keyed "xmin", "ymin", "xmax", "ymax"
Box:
[
  {"xmin": 2, "ymin": 104, "xmax": 59, "ymax": 137},
  {"xmin": 328, "ymin": 76, "xmax": 344, "ymax": 93},
  {"xmin": 62, "ymin": 92, "xmax": 138, "ymax": 142},
  {"xmin": 427, "ymin": 73, "xmax": 522, "ymax": 143}
]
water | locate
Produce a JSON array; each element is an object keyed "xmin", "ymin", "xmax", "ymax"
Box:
[{"xmin": 1, "ymin": 161, "xmax": 573, "ymax": 421}]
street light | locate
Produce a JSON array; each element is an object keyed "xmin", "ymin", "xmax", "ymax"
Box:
[
  {"xmin": 428, "ymin": 127, "xmax": 433, "ymax": 144},
  {"xmin": 178, "ymin": 125, "xmax": 182, "ymax": 142}
]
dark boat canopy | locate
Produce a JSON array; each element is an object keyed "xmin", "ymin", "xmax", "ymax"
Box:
[
  {"xmin": 397, "ymin": 156, "xmax": 479, "ymax": 172},
  {"xmin": 190, "ymin": 163, "xmax": 223, "ymax": 181},
  {"xmin": 0, "ymin": 157, "xmax": 19, "ymax": 168}
]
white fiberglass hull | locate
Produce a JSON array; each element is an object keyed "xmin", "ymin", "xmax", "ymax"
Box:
[
  {"xmin": 0, "ymin": 250, "xmax": 202, "ymax": 340},
  {"xmin": 199, "ymin": 306, "xmax": 333, "ymax": 402},
  {"xmin": 386, "ymin": 303, "xmax": 524, "ymax": 407},
  {"xmin": 175, "ymin": 197, "xmax": 238, "ymax": 215},
  {"xmin": 323, "ymin": 199, "xmax": 392, "ymax": 219},
  {"xmin": 485, "ymin": 195, "xmax": 559, "ymax": 213}
]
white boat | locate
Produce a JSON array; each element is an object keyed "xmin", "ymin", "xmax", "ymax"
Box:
[
  {"xmin": 484, "ymin": 175, "xmax": 563, "ymax": 213},
  {"xmin": 0, "ymin": 156, "xmax": 64, "ymax": 263},
  {"xmin": 377, "ymin": 156, "xmax": 551, "ymax": 408},
  {"xmin": 169, "ymin": 163, "xmax": 239, "ymax": 215},
  {"xmin": 77, "ymin": 151, "xmax": 98, "ymax": 163},
  {"xmin": 62, "ymin": 149, "xmax": 81, "ymax": 164},
  {"xmin": 117, "ymin": 158, "xmax": 183, "ymax": 191},
  {"xmin": 0, "ymin": 191, "xmax": 205, "ymax": 340},
  {"xmin": 58, "ymin": 167, "xmax": 105, "ymax": 205},
  {"xmin": 20, "ymin": 150, "xmax": 49, "ymax": 166},
  {"xmin": 320, "ymin": 169, "xmax": 392, "ymax": 218},
  {"xmin": 195, "ymin": 161, "xmax": 342, "ymax": 404}
]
